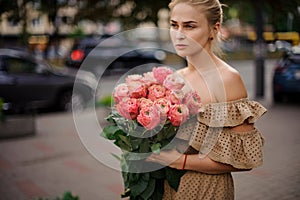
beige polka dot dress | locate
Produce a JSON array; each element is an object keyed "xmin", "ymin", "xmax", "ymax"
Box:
[{"xmin": 163, "ymin": 98, "xmax": 267, "ymax": 200}]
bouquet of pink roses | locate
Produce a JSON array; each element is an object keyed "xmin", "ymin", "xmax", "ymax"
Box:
[{"xmin": 101, "ymin": 66, "xmax": 202, "ymax": 200}]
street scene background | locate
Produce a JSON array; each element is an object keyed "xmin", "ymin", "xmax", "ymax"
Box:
[
  {"xmin": 1, "ymin": 0, "xmax": 300, "ymax": 199},
  {"xmin": 0, "ymin": 59, "xmax": 300, "ymax": 199}
]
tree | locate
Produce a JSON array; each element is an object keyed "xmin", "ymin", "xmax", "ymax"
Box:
[
  {"xmin": 115, "ymin": 0, "xmax": 169, "ymax": 29},
  {"xmin": 223, "ymin": 0, "xmax": 300, "ymax": 32},
  {"xmin": 39, "ymin": 0, "xmax": 68, "ymax": 36},
  {"xmin": 74, "ymin": 0, "xmax": 169, "ymax": 29},
  {"xmin": 222, "ymin": 0, "xmax": 299, "ymax": 98},
  {"xmin": 75, "ymin": 0, "xmax": 115, "ymax": 24}
]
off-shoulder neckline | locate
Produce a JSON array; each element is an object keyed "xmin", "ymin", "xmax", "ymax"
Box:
[{"xmin": 203, "ymin": 98, "xmax": 249, "ymax": 106}]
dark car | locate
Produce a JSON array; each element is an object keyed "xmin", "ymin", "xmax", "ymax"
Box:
[
  {"xmin": 273, "ymin": 46, "xmax": 300, "ymax": 102},
  {"xmin": 0, "ymin": 49, "xmax": 96, "ymax": 114},
  {"xmin": 65, "ymin": 35, "xmax": 166, "ymax": 77}
]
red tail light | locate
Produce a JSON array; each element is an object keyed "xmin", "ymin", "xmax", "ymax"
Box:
[{"xmin": 71, "ymin": 50, "xmax": 85, "ymax": 61}]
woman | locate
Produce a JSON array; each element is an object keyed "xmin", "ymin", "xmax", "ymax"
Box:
[{"xmin": 147, "ymin": 0, "xmax": 267, "ymax": 199}]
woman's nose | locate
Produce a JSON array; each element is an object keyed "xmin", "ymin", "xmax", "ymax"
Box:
[{"xmin": 175, "ymin": 30, "xmax": 186, "ymax": 40}]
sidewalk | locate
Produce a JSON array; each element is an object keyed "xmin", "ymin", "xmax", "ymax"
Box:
[
  {"xmin": 233, "ymin": 102, "xmax": 300, "ymax": 200},
  {"xmin": 0, "ymin": 102, "xmax": 300, "ymax": 200},
  {"xmin": 0, "ymin": 109, "xmax": 123, "ymax": 200}
]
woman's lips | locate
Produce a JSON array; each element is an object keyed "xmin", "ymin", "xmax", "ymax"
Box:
[{"xmin": 175, "ymin": 44, "xmax": 188, "ymax": 50}]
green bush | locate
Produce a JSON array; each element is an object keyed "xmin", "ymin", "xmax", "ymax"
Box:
[
  {"xmin": 37, "ymin": 191, "xmax": 79, "ymax": 200},
  {"xmin": 96, "ymin": 95, "xmax": 114, "ymax": 107},
  {"xmin": 0, "ymin": 98, "xmax": 5, "ymax": 122}
]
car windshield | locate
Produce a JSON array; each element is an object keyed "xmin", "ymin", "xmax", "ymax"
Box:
[
  {"xmin": 3, "ymin": 55, "xmax": 53, "ymax": 75},
  {"xmin": 289, "ymin": 55, "xmax": 300, "ymax": 64}
]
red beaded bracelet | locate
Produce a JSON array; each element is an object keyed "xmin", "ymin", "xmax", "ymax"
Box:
[{"xmin": 182, "ymin": 154, "xmax": 187, "ymax": 170}]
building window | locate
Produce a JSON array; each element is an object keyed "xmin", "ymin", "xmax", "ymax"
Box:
[
  {"xmin": 61, "ymin": 16, "xmax": 73, "ymax": 25},
  {"xmin": 7, "ymin": 18, "xmax": 19, "ymax": 27},
  {"xmin": 32, "ymin": 18, "xmax": 41, "ymax": 27}
]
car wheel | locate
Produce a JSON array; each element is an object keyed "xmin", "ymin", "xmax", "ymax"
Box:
[
  {"xmin": 273, "ymin": 93, "xmax": 283, "ymax": 103},
  {"xmin": 58, "ymin": 90, "xmax": 85, "ymax": 112},
  {"xmin": 273, "ymin": 92, "xmax": 290, "ymax": 103}
]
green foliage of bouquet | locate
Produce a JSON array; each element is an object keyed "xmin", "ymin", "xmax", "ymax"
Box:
[{"xmin": 102, "ymin": 110, "xmax": 186, "ymax": 199}]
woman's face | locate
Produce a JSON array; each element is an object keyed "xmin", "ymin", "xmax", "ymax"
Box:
[{"xmin": 170, "ymin": 3, "xmax": 212, "ymax": 57}]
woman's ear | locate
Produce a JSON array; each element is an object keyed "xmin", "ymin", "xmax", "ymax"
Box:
[
  {"xmin": 209, "ymin": 23, "xmax": 220, "ymax": 40},
  {"xmin": 213, "ymin": 22, "xmax": 221, "ymax": 34}
]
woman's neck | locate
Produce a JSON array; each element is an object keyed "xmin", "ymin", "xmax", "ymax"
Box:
[{"xmin": 186, "ymin": 50, "xmax": 220, "ymax": 73}]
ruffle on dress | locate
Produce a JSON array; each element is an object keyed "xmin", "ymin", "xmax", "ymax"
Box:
[
  {"xmin": 176, "ymin": 98, "xmax": 267, "ymax": 169},
  {"xmin": 197, "ymin": 98, "xmax": 267, "ymax": 127}
]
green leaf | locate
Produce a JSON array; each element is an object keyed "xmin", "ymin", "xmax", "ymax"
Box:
[
  {"xmin": 150, "ymin": 169, "xmax": 166, "ymax": 179},
  {"xmin": 120, "ymin": 156, "xmax": 129, "ymax": 173},
  {"xmin": 118, "ymin": 135, "xmax": 132, "ymax": 148},
  {"xmin": 121, "ymin": 188, "xmax": 131, "ymax": 198},
  {"xmin": 139, "ymin": 139, "xmax": 150, "ymax": 153},
  {"xmin": 114, "ymin": 140, "xmax": 131, "ymax": 151},
  {"xmin": 122, "ymin": 171, "xmax": 129, "ymax": 187},
  {"xmin": 101, "ymin": 124, "xmax": 121, "ymax": 140},
  {"xmin": 125, "ymin": 152, "xmax": 148, "ymax": 161},
  {"xmin": 156, "ymin": 132, "xmax": 163, "ymax": 142},
  {"xmin": 140, "ymin": 177, "xmax": 156, "ymax": 200},
  {"xmin": 130, "ymin": 138, "xmax": 143, "ymax": 151},
  {"xmin": 151, "ymin": 143, "xmax": 161, "ymax": 154},
  {"xmin": 165, "ymin": 125, "xmax": 178, "ymax": 139},
  {"xmin": 105, "ymin": 111, "xmax": 118, "ymax": 123},
  {"xmin": 129, "ymin": 172, "xmax": 141, "ymax": 183},
  {"xmin": 165, "ymin": 167, "xmax": 186, "ymax": 191},
  {"xmin": 151, "ymin": 178, "xmax": 165, "ymax": 200},
  {"xmin": 129, "ymin": 173, "xmax": 150, "ymax": 198},
  {"xmin": 62, "ymin": 191, "xmax": 79, "ymax": 200},
  {"xmin": 111, "ymin": 153, "xmax": 121, "ymax": 161}
]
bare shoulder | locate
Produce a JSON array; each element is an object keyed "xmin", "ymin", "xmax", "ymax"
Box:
[{"xmin": 218, "ymin": 61, "xmax": 248, "ymax": 101}]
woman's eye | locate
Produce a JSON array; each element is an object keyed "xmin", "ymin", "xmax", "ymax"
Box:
[
  {"xmin": 170, "ymin": 23, "xmax": 178, "ymax": 29},
  {"xmin": 185, "ymin": 25, "xmax": 194, "ymax": 29}
]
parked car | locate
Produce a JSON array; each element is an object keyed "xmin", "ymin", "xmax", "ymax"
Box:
[
  {"xmin": 65, "ymin": 35, "xmax": 167, "ymax": 77},
  {"xmin": 272, "ymin": 45, "xmax": 300, "ymax": 102},
  {"xmin": 0, "ymin": 48, "xmax": 96, "ymax": 114}
]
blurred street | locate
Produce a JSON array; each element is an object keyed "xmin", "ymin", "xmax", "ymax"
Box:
[{"xmin": 0, "ymin": 59, "xmax": 300, "ymax": 200}]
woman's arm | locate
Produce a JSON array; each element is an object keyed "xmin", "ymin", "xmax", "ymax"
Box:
[
  {"xmin": 147, "ymin": 149, "xmax": 250, "ymax": 174},
  {"xmin": 147, "ymin": 123, "xmax": 254, "ymax": 174},
  {"xmin": 176, "ymin": 153, "xmax": 250, "ymax": 174}
]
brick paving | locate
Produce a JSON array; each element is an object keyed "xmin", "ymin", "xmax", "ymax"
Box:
[
  {"xmin": 0, "ymin": 102, "xmax": 299, "ymax": 200},
  {"xmin": 0, "ymin": 111, "xmax": 123, "ymax": 200},
  {"xmin": 233, "ymin": 103, "xmax": 300, "ymax": 200}
]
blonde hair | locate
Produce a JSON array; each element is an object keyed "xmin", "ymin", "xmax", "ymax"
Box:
[{"xmin": 169, "ymin": 0, "xmax": 225, "ymax": 57}]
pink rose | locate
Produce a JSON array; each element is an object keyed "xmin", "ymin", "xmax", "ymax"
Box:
[
  {"xmin": 113, "ymin": 83, "xmax": 129, "ymax": 104},
  {"xmin": 138, "ymin": 97, "xmax": 153, "ymax": 110},
  {"xmin": 165, "ymin": 89, "xmax": 185, "ymax": 105},
  {"xmin": 152, "ymin": 66, "xmax": 173, "ymax": 84},
  {"xmin": 126, "ymin": 74, "xmax": 144, "ymax": 85},
  {"xmin": 127, "ymin": 81, "xmax": 148, "ymax": 98},
  {"xmin": 154, "ymin": 98, "xmax": 171, "ymax": 122},
  {"xmin": 143, "ymin": 72, "xmax": 159, "ymax": 86},
  {"xmin": 137, "ymin": 106, "xmax": 161, "ymax": 130},
  {"xmin": 163, "ymin": 73, "xmax": 185, "ymax": 91},
  {"xmin": 115, "ymin": 98, "xmax": 139, "ymax": 120},
  {"xmin": 183, "ymin": 91, "xmax": 203, "ymax": 115},
  {"xmin": 147, "ymin": 84, "xmax": 166, "ymax": 101},
  {"xmin": 168, "ymin": 104, "xmax": 189, "ymax": 126}
]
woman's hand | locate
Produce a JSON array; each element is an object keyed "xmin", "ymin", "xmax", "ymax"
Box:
[
  {"xmin": 146, "ymin": 149, "xmax": 184, "ymax": 170},
  {"xmin": 147, "ymin": 149, "xmax": 250, "ymax": 174}
]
